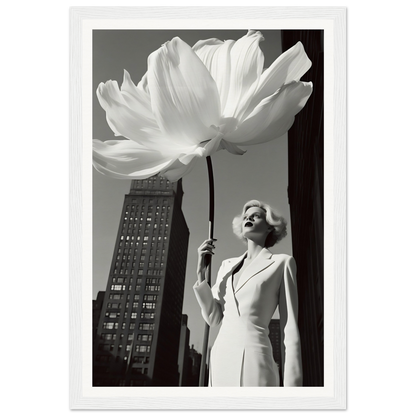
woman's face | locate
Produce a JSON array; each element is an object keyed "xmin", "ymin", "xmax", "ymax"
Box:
[{"xmin": 242, "ymin": 206, "xmax": 270, "ymax": 241}]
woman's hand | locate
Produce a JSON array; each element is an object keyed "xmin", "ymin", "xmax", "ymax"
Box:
[{"xmin": 197, "ymin": 238, "xmax": 216, "ymax": 283}]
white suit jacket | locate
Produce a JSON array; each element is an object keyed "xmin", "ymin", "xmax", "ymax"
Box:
[{"xmin": 194, "ymin": 248, "xmax": 302, "ymax": 387}]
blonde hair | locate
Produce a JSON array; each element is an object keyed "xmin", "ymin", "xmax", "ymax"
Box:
[{"xmin": 232, "ymin": 200, "xmax": 287, "ymax": 248}]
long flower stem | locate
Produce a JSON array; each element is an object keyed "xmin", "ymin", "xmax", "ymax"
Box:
[{"xmin": 199, "ymin": 156, "xmax": 215, "ymax": 387}]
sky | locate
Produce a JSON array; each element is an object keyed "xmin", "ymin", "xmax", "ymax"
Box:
[{"xmin": 92, "ymin": 29, "xmax": 295, "ymax": 351}]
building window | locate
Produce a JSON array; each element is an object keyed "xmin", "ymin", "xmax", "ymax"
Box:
[
  {"xmin": 137, "ymin": 334, "xmax": 153, "ymax": 342},
  {"xmin": 105, "ymin": 312, "xmax": 120, "ymax": 319},
  {"xmin": 145, "ymin": 285, "xmax": 160, "ymax": 291},
  {"xmin": 133, "ymin": 356, "xmax": 149, "ymax": 364},
  {"xmin": 136, "ymin": 345, "xmax": 151, "ymax": 353},
  {"xmin": 139, "ymin": 323, "xmax": 155, "ymax": 330},
  {"xmin": 140, "ymin": 312, "xmax": 155, "ymax": 319},
  {"xmin": 131, "ymin": 312, "xmax": 137, "ymax": 319},
  {"xmin": 111, "ymin": 285, "xmax": 125, "ymax": 291},
  {"xmin": 107, "ymin": 303, "xmax": 121, "ymax": 309},
  {"xmin": 101, "ymin": 333, "xmax": 116, "ymax": 341}
]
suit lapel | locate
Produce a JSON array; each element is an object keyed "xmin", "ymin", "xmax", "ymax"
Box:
[
  {"xmin": 220, "ymin": 253, "xmax": 247, "ymax": 316},
  {"xmin": 234, "ymin": 248, "xmax": 275, "ymax": 294},
  {"xmin": 224, "ymin": 252, "xmax": 247, "ymax": 276}
]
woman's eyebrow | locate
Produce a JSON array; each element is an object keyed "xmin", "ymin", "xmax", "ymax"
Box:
[{"xmin": 244, "ymin": 212, "xmax": 262, "ymax": 218}]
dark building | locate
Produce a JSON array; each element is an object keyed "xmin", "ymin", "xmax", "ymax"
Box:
[
  {"xmin": 268, "ymin": 319, "xmax": 283, "ymax": 386},
  {"xmin": 93, "ymin": 291, "xmax": 105, "ymax": 355},
  {"xmin": 93, "ymin": 176, "xmax": 189, "ymax": 386},
  {"xmin": 178, "ymin": 314, "xmax": 191, "ymax": 387},
  {"xmin": 187, "ymin": 345, "xmax": 207, "ymax": 387},
  {"xmin": 282, "ymin": 30, "xmax": 324, "ymax": 386},
  {"xmin": 93, "ymin": 291, "xmax": 105, "ymax": 340}
]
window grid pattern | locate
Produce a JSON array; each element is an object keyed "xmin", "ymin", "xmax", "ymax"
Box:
[
  {"xmin": 98, "ymin": 191, "xmax": 174, "ymax": 369},
  {"xmin": 95, "ymin": 176, "xmax": 189, "ymax": 386}
]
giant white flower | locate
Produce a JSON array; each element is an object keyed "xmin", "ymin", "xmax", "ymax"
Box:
[{"xmin": 93, "ymin": 30, "xmax": 313, "ymax": 181}]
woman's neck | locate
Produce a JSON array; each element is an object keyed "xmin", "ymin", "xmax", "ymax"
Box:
[{"xmin": 246, "ymin": 239, "xmax": 265, "ymax": 260}]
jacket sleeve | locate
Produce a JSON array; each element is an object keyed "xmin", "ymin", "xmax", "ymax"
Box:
[
  {"xmin": 279, "ymin": 256, "xmax": 303, "ymax": 386},
  {"xmin": 193, "ymin": 261, "xmax": 225, "ymax": 327}
]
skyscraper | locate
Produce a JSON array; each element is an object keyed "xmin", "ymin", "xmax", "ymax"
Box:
[
  {"xmin": 268, "ymin": 319, "xmax": 283, "ymax": 386},
  {"xmin": 93, "ymin": 176, "xmax": 189, "ymax": 386},
  {"xmin": 177, "ymin": 314, "xmax": 191, "ymax": 387}
]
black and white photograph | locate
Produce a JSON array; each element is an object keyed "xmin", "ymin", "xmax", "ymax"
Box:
[
  {"xmin": 92, "ymin": 28, "xmax": 323, "ymax": 389},
  {"xmin": 70, "ymin": 6, "xmax": 345, "ymax": 410}
]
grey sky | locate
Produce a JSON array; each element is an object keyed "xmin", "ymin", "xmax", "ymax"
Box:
[{"xmin": 92, "ymin": 29, "xmax": 293, "ymax": 350}]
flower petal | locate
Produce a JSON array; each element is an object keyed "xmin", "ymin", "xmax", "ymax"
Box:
[
  {"xmin": 120, "ymin": 70, "xmax": 154, "ymax": 121},
  {"xmin": 93, "ymin": 139, "xmax": 175, "ymax": 179},
  {"xmin": 193, "ymin": 38, "xmax": 234, "ymax": 115},
  {"xmin": 221, "ymin": 30, "xmax": 265, "ymax": 120},
  {"xmin": 178, "ymin": 130, "xmax": 224, "ymax": 165},
  {"xmin": 147, "ymin": 37, "xmax": 221, "ymax": 145},
  {"xmin": 160, "ymin": 158, "xmax": 199, "ymax": 182},
  {"xmin": 260, "ymin": 41, "xmax": 312, "ymax": 88},
  {"xmin": 96, "ymin": 79, "xmax": 165, "ymax": 149},
  {"xmin": 240, "ymin": 42, "xmax": 312, "ymax": 121},
  {"xmin": 219, "ymin": 140, "xmax": 246, "ymax": 155},
  {"xmin": 225, "ymin": 81, "xmax": 313, "ymax": 145}
]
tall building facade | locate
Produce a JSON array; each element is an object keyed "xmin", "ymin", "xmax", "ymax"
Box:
[
  {"xmin": 268, "ymin": 319, "xmax": 283, "ymax": 385},
  {"xmin": 282, "ymin": 30, "xmax": 324, "ymax": 386},
  {"xmin": 93, "ymin": 176, "xmax": 189, "ymax": 386},
  {"xmin": 178, "ymin": 314, "xmax": 191, "ymax": 387},
  {"xmin": 92, "ymin": 291, "xmax": 105, "ymax": 357},
  {"xmin": 188, "ymin": 345, "xmax": 206, "ymax": 386}
]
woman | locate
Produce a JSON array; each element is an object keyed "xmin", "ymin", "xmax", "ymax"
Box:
[{"xmin": 193, "ymin": 200, "xmax": 302, "ymax": 387}]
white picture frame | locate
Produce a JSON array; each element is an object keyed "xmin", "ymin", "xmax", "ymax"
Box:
[{"xmin": 69, "ymin": 6, "xmax": 346, "ymax": 410}]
